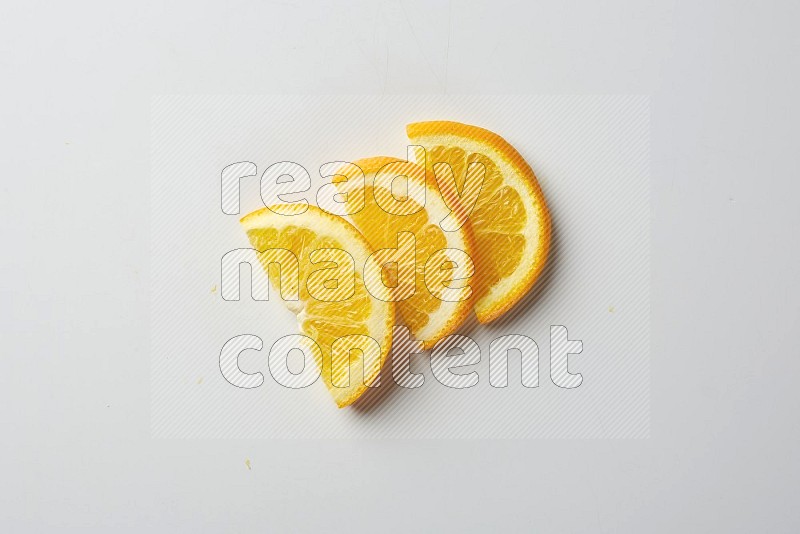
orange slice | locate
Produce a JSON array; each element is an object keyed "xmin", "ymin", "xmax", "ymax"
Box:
[
  {"xmin": 407, "ymin": 121, "xmax": 551, "ymax": 323},
  {"xmin": 241, "ymin": 204, "xmax": 394, "ymax": 407},
  {"xmin": 331, "ymin": 157, "xmax": 475, "ymax": 348}
]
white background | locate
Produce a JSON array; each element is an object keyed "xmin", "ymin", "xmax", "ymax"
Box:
[{"xmin": 1, "ymin": 0, "xmax": 798, "ymax": 531}]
